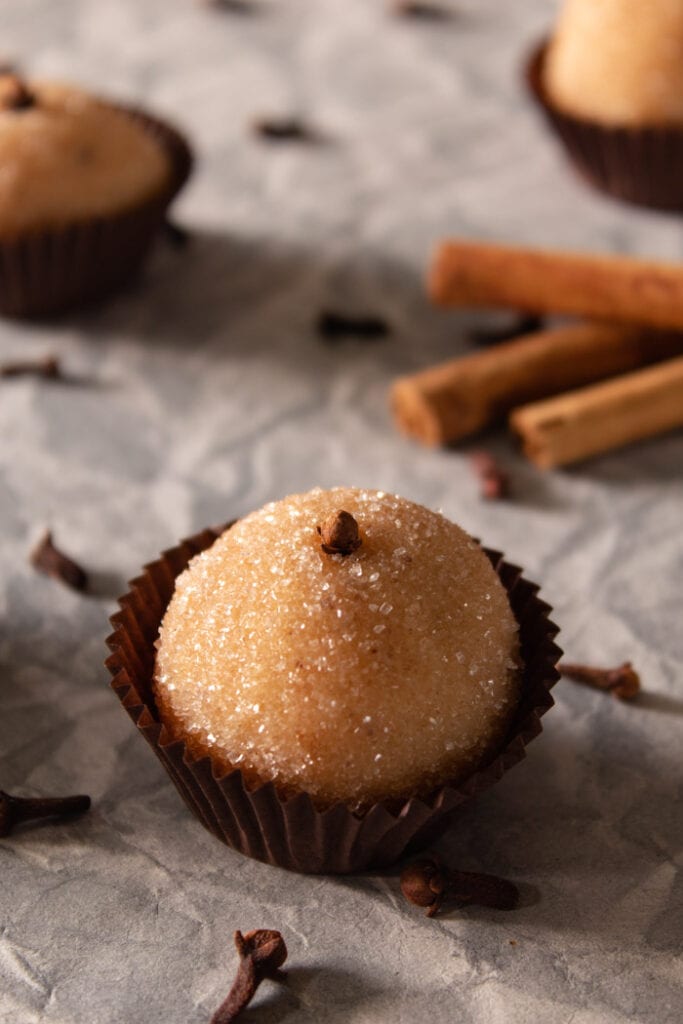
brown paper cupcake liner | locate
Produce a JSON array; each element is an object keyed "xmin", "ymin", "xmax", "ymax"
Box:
[
  {"xmin": 106, "ymin": 525, "xmax": 561, "ymax": 874},
  {"xmin": 0, "ymin": 104, "xmax": 192, "ymax": 318},
  {"xmin": 526, "ymin": 40, "xmax": 683, "ymax": 212}
]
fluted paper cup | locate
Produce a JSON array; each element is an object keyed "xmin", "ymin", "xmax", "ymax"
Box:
[
  {"xmin": 526, "ymin": 40, "xmax": 683, "ymax": 212},
  {"xmin": 106, "ymin": 525, "xmax": 561, "ymax": 874},
  {"xmin": 0, "ymin": 104, "xmax": 192, "ymax": 318}
]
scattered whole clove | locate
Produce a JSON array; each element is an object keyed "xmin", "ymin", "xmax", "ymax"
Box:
[
  {"xmin": 30, "ymin": 530, "xmax": 89, "ymax": 592},
  {"xmin": 1, "ymin": 354, "xmax": 61, "ymax": 380},
  {"xmin": 317, "ymin": 310, "xmax": 390, "ymax": 342},
  {"xmin": 560, "ymin": 661, "xmax": 641, "ymax": 701},
  {"xmin": 251, "ymin": 116, "xmax": 316, "ymax": 142},
  {"xmin": 201, "ymin": 0, "xmax": 255, "ymax": 13},
  {"xmin": 317, "ymin": 509, "xmax": 362, "ymax": 556},
  {"xmin": 400, "ymin": 855, "xmax": 519, "ymax": 917},
  {"xmin": 391, "ymin": 1, "xmax": 453, "ymax": 20},
  {"xmin": 469, "ymin": 450, "xmax": 509, "ymax": 501},
  {"xmin": 469, "ymin": 314, "xmax": 544, "ymax": 346},
  {"xmin": 210, "ymin": 929, "xmax": 288, "ymax": 1024},
  {"xmin": 0, "ymin": 790, "xmax": 91, "ymax": 838}
]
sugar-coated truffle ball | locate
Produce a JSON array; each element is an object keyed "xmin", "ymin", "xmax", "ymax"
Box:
[
  {"xmin": 154, "ymin": 488, "xmax": 521, "ymax": 809},
  {"xmin": 544, "ymin": 0, "xmax": 683, "ymax": 126}
]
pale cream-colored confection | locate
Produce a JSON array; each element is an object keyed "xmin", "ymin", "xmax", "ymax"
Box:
[
  {"xmin": 544, "ymin": 0, "xmax": 683, "ymax": 126},
  {"xmin": 0, "ymin": 76, "xmax": 170, "ymax": 235},
  {"xmin": 154, "ymin": 488, "xmax": 521, "ymax": 809}
]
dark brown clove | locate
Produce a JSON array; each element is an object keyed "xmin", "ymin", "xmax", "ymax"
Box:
[
  {"xmin": 560, "ymin": 661, "xmax": 641, "ymax": 701},
  {"xmin": 0, "ymin": 790, "xmax": 91, "ymax": 837},
  {"xmin": 30, "ymin": 530, "xmax": 89, "ymax": 592},
  {"xmin": 202, "ymin": 0, "xmax": 255, "ymax": 13},
  {"xmin": 251, "ymin": 116, "xmax": 316, "ymax": 142},
  {"xmin": 391, "ymin": 1, "xmax": 453, "ymax": 20},
  {"xmin": 469, "ymin": 450, "xmax": 509, "ymax": 501},
  {"xmin": 210, "ymin": 929, "xmax": 288, "ymax": 1024},
  {"xmin": 401, "ymin": 855, "xmax": 519, "ymax": 917},
  {"xmin": 317, "ymin": 310, "xmax": 390, "ymax": 342},
  {"xmin": 400, "ymin": 856, "xmax": 446, "ymax": 916},
  {"xmin": 317, "ymin": 510, "xmax": 362, "ymax": 556},
  {"xmin": 470, "ymin": 314, "xmax": 544, "ymax": 346},
  {"xmin": 1, "ymin": 354, "xmax": 61, "ymax": 380}
]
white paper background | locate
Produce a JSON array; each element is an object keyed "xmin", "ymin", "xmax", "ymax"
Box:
[{"xmin": 0, "ymin": 1, "xmax": 681, "ymax": 1021}]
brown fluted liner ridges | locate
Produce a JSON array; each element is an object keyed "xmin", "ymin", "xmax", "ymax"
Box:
[
  {"xmin": 106, "ymin": 525, "xmax": 561, "ymax": 874},
  {"xmin": 0, "ymin": 105, "xmax": 192, "ymax": 318},
  {"xmin": 526, "ymin": 41, "xmax": 683, "ymax": 212}
]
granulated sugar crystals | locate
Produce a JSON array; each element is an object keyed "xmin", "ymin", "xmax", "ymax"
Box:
[{"xmin": 154, "ymin": 487, "xmax": 521, "ymax": 809}]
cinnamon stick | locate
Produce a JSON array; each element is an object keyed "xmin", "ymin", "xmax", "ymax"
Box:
[
  {"xmin": 391, "ymin": 322, "xmax": 683, "ymax": 446},
  {"xmin": 429, "ymin": 240, "xmax": 683, "ymax": 331},
  {"xmin": 510, "ymin": 355, "xmax": 683, "ymax": 468}
]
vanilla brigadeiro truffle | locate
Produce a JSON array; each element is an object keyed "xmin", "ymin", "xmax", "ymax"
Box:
[
  {"xmin": 154, "ymin": 488, "xmax": 521, "ymax": 809},
  {"xmin": 544, "ymin": 0, "xmax": 683, "ymax": 126},
  {"xmin": 0, "ymin": 75, "xmax": 170, "ymax": 236}
]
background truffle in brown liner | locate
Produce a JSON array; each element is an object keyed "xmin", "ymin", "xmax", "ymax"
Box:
[
  {"xmin": 0, "ymin": 105, "xmax": 192, "ymax": 318},
  {"xmin": 106, "ymin": 525, "xmax": 561, "ymax": 874},
  {"xmin": 526, "ymin": 40, "xmax": 683, "ymax": 212}
]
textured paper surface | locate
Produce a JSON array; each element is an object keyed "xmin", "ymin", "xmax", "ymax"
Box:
[{"xmin": 0, "ymin": 1, "xmax": 681, "ymax": 1021}]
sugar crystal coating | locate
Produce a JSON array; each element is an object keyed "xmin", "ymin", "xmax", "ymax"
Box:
[
  {"xmin": 545, "ymin": 0, "xmax": 683, "ymax": 126},
  {"xmin": 154, "ymin": 488, "xmax": 521, "ymax": 809}
]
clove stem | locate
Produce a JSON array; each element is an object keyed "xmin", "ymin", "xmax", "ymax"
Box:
[{"xmin": 210, "ymin": 929, "xmax": 287, "ymax": 1024}]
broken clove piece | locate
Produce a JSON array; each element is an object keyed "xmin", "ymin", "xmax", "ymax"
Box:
[
  {"xmin": 391, "ymin": 1, "xmax": 453, "ymax": 20},
  {"xmin": 0, "ymin": 790, "xmax": 91, "ymax": 837},
  {"xmin": 401, "ymin": 854, "xmax": 519, "ymax": 917},
  {"xmin": 210, "ymin": 929, "xmax": 288, "ymax": 1024},
  {"xmin": 251, "ymin": 116, "xmax": 317, "ymax": 142},
  {"xmin": 317, "ymin": 310, "xmax": 390, "ymax": 342},
  {"xmin": 1, "ymin": 354, "xmax": 61, "ymax": 380},
  {"xmin": 469, "ymin": 450, "xmax": 509, "ymax": 501},
  {"xmin": 200, "ymin": 0, "xmax": 256, "ymax": 13},
  {"xmin": 30, "ymin": 530, "xmax": 89, "ymax": 592},
  {"xmin": 560, "ymin": 661, "xmax": 641, "ymax": 701}
]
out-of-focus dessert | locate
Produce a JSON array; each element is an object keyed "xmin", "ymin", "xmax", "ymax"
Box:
[
  {"xmin": 543, "ymin": 0, "xmax": 683, "ymax": 127},
  {"xmin": 527, "ymin": 1, "xmax": 683, "ymax": 209},
  {"xmin": 0, "ymin": 73, "xmax": 190, "ymax": 316}
]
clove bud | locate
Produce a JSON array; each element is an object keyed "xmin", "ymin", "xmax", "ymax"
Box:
[
  {"xmin": 400, "ymin": 854, "xmax": 519, "ymax": 917},
  {"xmin": 390, "ymin": 1, "xmax": 453, "ymax": 20},
  {"xmin": 318, "ymin": 510, "xmax": 361, "ymax": 556},
  {"xmin": 210, "ymin": 929, "xmax": 288, "ymax": 1024},
  {"xmin": 251, "ymin": 116, "xmax": 315, "ymax": 142},
  {"xmin": 316, "ymin": 310, "xmax": 390, "ymax": 342},
  {"xmin": 559, "ymin": 661, "xmax": 640, "ymax": 701},
  {"xmin": 30, "ymin": 530, "xmax": 88, "ymax": 592}
]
